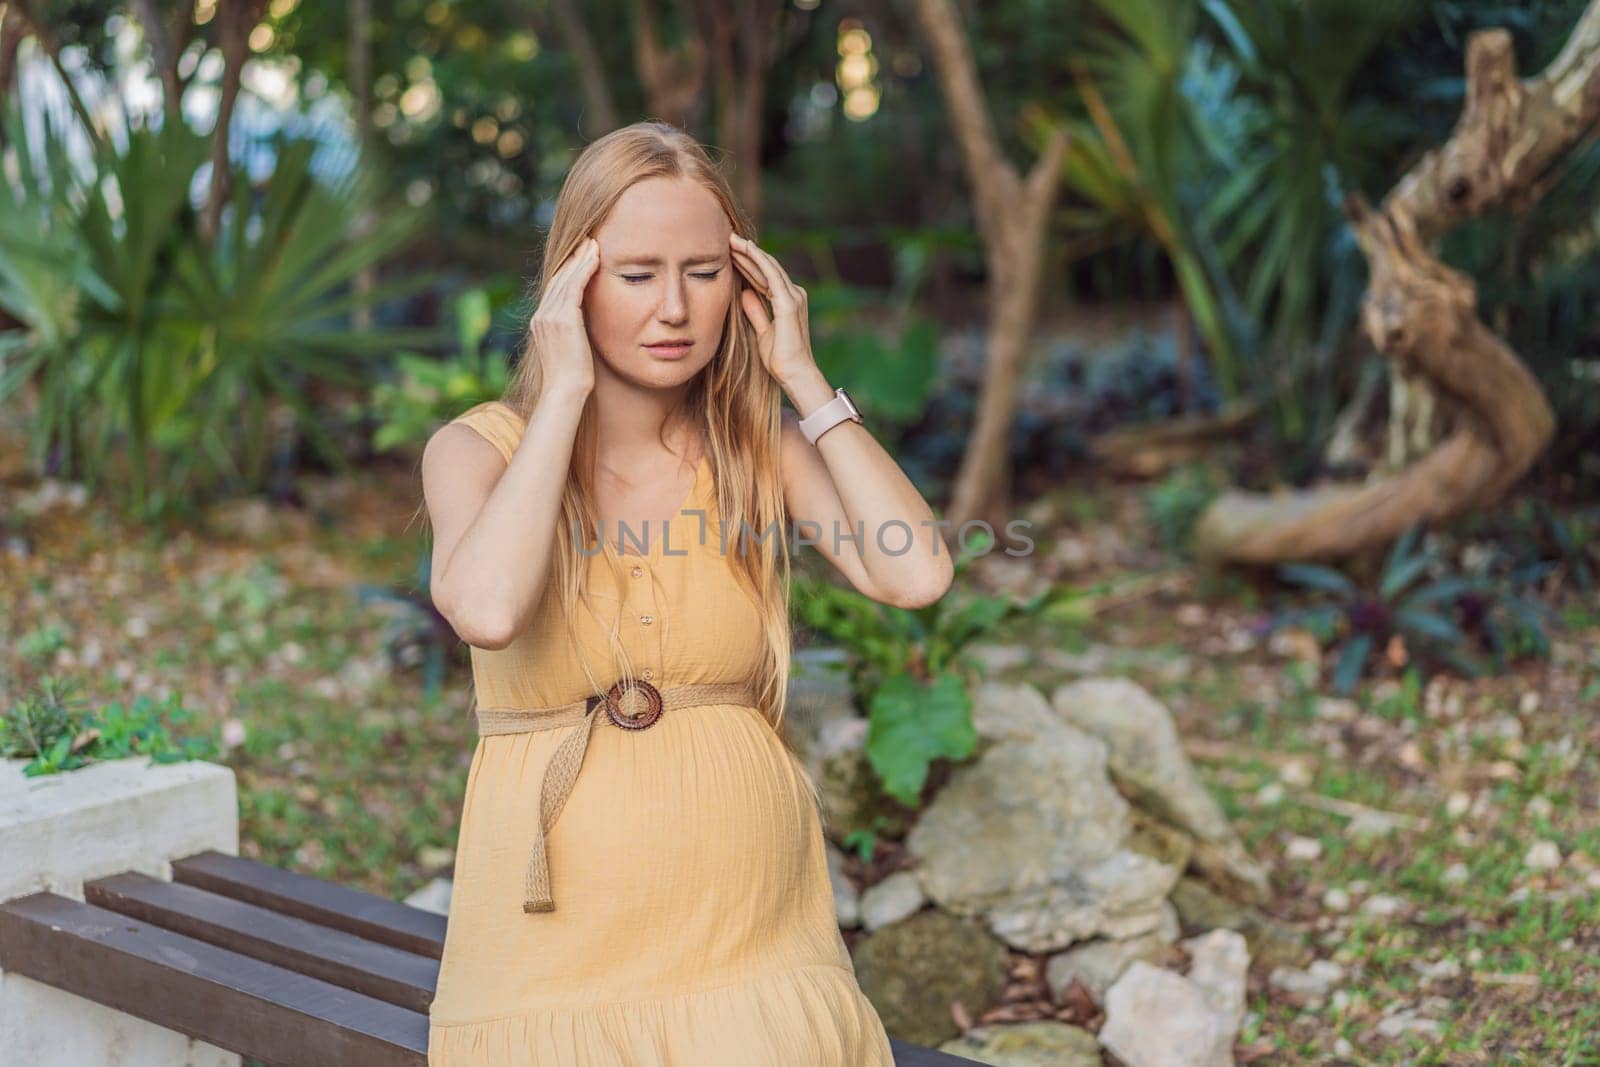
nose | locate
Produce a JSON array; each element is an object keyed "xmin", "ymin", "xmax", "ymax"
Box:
[{"xmin": 658, "ymin": 274, "xmax": 689, "ymax": 325}]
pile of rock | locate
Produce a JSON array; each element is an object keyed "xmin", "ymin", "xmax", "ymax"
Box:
[{"xmin": 786, "ymin": 655, "xmax": 1295, "ymax": 1067}]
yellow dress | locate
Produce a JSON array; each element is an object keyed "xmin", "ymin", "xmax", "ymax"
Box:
[{"xmin": 427, "ymin": 401, "xmax": 894, "ymax": 1066}]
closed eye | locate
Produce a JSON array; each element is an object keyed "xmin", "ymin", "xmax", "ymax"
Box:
[{"xmin": 621, "ymin": 270, "xmax": 724, "ymax": 283}]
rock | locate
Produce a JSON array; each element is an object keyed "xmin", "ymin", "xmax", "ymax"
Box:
[
  {"xmin": 1268, "ymin": 959, "xmax": 1345, "ymax": 1002},
  {"xmin": 986, "ymin": 850, "xmax": 1179, "ymax": 952},
  {"xmin": 908, "ymin": 718, "xmax": 1180, "ymax": 953},
  {"xmin": 1170, "ymin": 878, "xmax": 1307, "ymax": 969},
  {"xmin": 1360, "ymin": 893, "xmax": 1409, "ymax": 918},
  {"xmin": 816, "ymin": 744, "xmax": 913, "ymax": 846},
  {"xmin": 1045, "ymin": 902, "xmax": 1179, "ymax": 1001},
  {"xmin": 1375, "ymin": 1006, "xmax": 1442, "ymax": 1039},
  {"xmin": 969, "ymin": 682, "xmax": 1065, "ymax": 745},
  {"xmin": 1051, "ymin": 677, "xmax": 1268, "ymax": 901},
  {"xmin": 1036, "ymin": 645, "xmax": 1193, "ymax": 686},
  {"xmin": 966, "ymin": 643, "xmax": 1035, "ymax": 677},
  {"xmin": 1346, "ymin": 810, "xmax": 1399, "ymax": 840},
  {"xmin": 1127, "ymin": 810, "xmax": 1195, "ymax": 872},
  {"xmin": 1315, "ymin": 697, "xmax": 1359, "ymax": 723},
  {"xmin": 937, "ymin": 1021, "xmax": 1101, "ymax": 1066},
  {"xmin": 784, "ymin": 647, "xmax": 858, "ymax": 769},
  {"xmin": 852, "ymin": 910, "xmax": 1010, "ymax": 1048},
  {"xmin": 826, "ymin": 843, "xmax": 861, "ymax": 928},
  {"xmin": 1100, "ymin": 961, "xmax": 1238, "ymax": 1067},
  {"xmin": 1525, "ymin": 840, "xmax": 1562, "ymax": 870},
  {"xmin": 1171, "ymin": 876, "xmax": 1249, "ymax": 931},
  {"xmin": 1244, "ymin": 916, "xmax": 1311, "ymax": 971},
  {"xmin": 1322, "ymin": 887, "xmax": 1351, "ymax": 913},
  {"xmin": 1411, "ymin": 957, "xmax": 1462, "ymax": 982},
  {"xmin": 860, "ymin": 870, "xmax": 925, "ymax": 931},
  {"xmin": 404, "ymin": 877, "xmax": 452, "ymax": 915},
  {"xmin": 1285, "ymin": 835, "xmax": 1322, "ymax": 861},
  {"xmin": 1184, "ymin": 929, "xmax": 1251, "ymax": 1031},
  {"xmin": 1255, "ymin": 781, "xmax": 1285, "ymax": 806}
]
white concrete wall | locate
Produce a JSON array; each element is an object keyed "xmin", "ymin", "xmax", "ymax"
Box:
[{"xmin": 0, "ymin": 755, "xmax": 242, "ymax": 1066}]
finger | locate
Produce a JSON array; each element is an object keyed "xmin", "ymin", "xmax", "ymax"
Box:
[
  {"xmin": 540, "ymin": 242, "xmax": 585, "ymax": 313},
  {"xmin": 545, "ymin": 238, "xmax": 599, "ymax": 313},
  {"xmin": 739, "ymin": 288, "xmax": 770, "ymax": 334},
  {"xmin": 731, "ymin": 235, "xmax": 782, "ymax": 297},
  {"xmin": 730, "ymin": 243, "xmax": 770, "ymax": 295},
  {"xmin": 736, "ymin": 236, "xmax": 797, "ymax": 310}
]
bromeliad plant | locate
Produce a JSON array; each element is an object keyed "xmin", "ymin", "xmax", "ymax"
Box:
[
  {"xmin": 1271, "ymin": 524, "xmax": 1558, "ymax": 694},
  {"xmin": 0, "ymin": 104, "xmax": 440, "ymax": 518},
  {"xmin": 792, "ymin": 529, "xmax": 1091, "ymax": 810}
]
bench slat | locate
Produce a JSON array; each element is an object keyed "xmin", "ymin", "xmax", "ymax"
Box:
[
  {"xmin": 890, "ymin": 1037, "xmax": 981, "ymax": 1065},
  {"xmin": 171, "ymin": 849, "xmax": 447, "ymax": 959},
  {"xmin": 37, "ymin": 853, "xmax": 979, "ymax": 1065},
  {"xmin": 0, "ymin": 892, "xmax": 427, "ymax": 1067},
  {"xmin": 84, "ymin": 870, "xmax": 440, "ymax": 1014}
]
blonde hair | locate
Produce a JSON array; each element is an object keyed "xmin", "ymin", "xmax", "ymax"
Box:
[{"xmin": 422, "ymin": 121, "xmax": 823, "ymax": 822}]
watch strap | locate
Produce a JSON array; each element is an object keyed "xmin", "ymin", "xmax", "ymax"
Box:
[{"xmin": 797, "ymin": 388, "xmax": 862, "ymax": 445}]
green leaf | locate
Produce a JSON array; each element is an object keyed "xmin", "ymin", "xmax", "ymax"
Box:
[
  {"xmin": 1394, "ymin": 608, "xmax": 1461, "ymax": 644},
  {"xmin": 1332, "ymin": 634, "xmax": 1373, "ymax": 695},
  {"xmin": 865, "ymin": 671, "xmax": 977, "ymax": 807},
  {"xmin": 1278, "ymin": 563, "xmax": 1357, "ymax": 597},
  {"xmin": 1380, "ymin": 549, "xmax": 1436, "ymax": 601}
]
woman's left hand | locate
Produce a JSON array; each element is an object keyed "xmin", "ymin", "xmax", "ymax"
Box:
[{"xmin": 730, "ymin": 232, "xmax": 815, "ymax": 386}]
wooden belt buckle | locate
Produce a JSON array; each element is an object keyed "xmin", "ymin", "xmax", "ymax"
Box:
[{"xmin": 601, "ymin": 679, "xmax": 663, "ymax": 730}]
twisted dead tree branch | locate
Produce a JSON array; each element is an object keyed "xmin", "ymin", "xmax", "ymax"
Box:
[{"xmin": 1195, "ymin": 4, "xmax": 1598, "ymax": 564}]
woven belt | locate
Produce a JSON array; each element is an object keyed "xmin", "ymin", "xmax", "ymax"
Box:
[{"xmin": 475, "ymin": 679, "xmax": 759, "ymax": 914}]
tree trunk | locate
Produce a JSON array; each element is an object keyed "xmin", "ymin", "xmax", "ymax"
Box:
[
  {"xmin": 911, "ymin": 0, "xmax": 1069, "ymax": 531},
  {"xmin": 690, "ymin": 0, "xmax": 784, "ymax": 223},
  {"xmin": 349, "ymin": 0, "xmax": 375, "ymax": 331},
  {"xmin": 202, "ymin": 0, "xmax": 266, "ymax": 247},
  {"xmin": 1193, "ymin": 7, "xmax": 1593, "ymax": 564},
  {"xmin": 0, "ymin": 7, "xmax": 27, "ymax": 117},
  {"xmin": 549, "ymin": 0, "xmax": 618, "ymax": 137},
  {"xmin": 131, "ymin": 0, "xmax": 195, "ymax": 127},
  {"xmin": 632, "ymin": 0, "xmax": 705, "ymax": 130}
]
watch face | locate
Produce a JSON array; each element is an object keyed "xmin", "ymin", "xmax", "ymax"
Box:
[{"xmin": 839, "ymin": 389, "xmax": 861, "ymax": 419}]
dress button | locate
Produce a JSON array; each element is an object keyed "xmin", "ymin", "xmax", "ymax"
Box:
[
  {"xmin": 630, "ymin": 565, "xmax": 643, "ymax": 578},
  {"xmin": 642, "ymin": 667, "xmax": 654, "ymax": 680},
  {"xmin": 640, "ymin": 614, "xmax": 654, "ymax": 626}
]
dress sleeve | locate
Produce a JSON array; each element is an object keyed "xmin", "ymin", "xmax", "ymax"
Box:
[{"xmin": 448, "ymin": 401, "xmax": 526, "ymax": 465}]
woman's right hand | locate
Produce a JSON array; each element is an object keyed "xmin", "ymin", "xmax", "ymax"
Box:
[{"xmin": 530, "ymin": 236, "xmax": 601, "ymax": 396}]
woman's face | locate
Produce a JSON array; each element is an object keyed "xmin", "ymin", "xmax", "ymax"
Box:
[{"xmin": 585, "ymin": 176, "xmax": 735, "ymax": 389}]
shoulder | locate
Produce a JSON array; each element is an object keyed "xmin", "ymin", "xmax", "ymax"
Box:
[{"xmin": 434, "ymin": 400, "xmax": 525, "ymax": 466}]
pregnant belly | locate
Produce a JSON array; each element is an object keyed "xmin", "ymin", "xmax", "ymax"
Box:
[{"xmin": 437, "ymin": 703, "xmax": 838, "ymax": 1006}]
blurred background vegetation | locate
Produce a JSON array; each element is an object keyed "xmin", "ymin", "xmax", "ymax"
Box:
[{"xmin": 2, "ymin": 0, "xmax": 1597, "ymax": 1060}]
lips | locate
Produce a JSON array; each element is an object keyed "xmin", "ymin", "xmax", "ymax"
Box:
[{"xmin": 644, "ymin": 341, "xmax": 693, "ymax": 357}]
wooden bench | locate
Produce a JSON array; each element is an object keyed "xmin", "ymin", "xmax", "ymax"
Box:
[{"xmin": 0, "ymin": 849, "xmax": 973, "ymax": 1065}]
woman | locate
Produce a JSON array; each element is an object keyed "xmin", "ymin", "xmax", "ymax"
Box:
[{"xmin": 421, "ymin": 120, "xmax": 953, "ymax": 1065}]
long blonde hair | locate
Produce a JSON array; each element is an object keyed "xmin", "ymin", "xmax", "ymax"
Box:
[{"xmin": 495, "ymin": 121, "xmax": 819, "ymax": 815}]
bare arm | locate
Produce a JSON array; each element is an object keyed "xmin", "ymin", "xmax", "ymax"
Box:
[
  {"xmin": 422, "ymin": 381, "xmax": 593, "ymax": 649},
  {"xmin": 778, "ymin": 394, "xmax": 954, "ymax": 611},
  {"xmin": 425, "ymin": 237, "xmax": 602, "ymax": 649},
  {"xmin": 729, "ymin": 231, "xmax": 953, "ymax": 609}
]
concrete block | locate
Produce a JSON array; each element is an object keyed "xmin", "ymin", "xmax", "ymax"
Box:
[{"xmin": 1, "ymin": 755, "xmax": 242, "ymax": 1065}]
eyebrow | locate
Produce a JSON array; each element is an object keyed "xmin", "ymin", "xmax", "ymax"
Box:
[{"xmin": 614, "ymin": 254, "xmax": 727, "ymax": 267}]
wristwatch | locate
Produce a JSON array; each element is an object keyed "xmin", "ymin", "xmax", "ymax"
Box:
[{"xmin": 797, "ymin": 387, "xmax": 863, "ymax": 445}]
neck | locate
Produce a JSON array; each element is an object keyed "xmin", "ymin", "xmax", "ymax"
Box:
[{"xmin": 588, "ymin": 359, "xmax": 701, "ymax": 470}]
